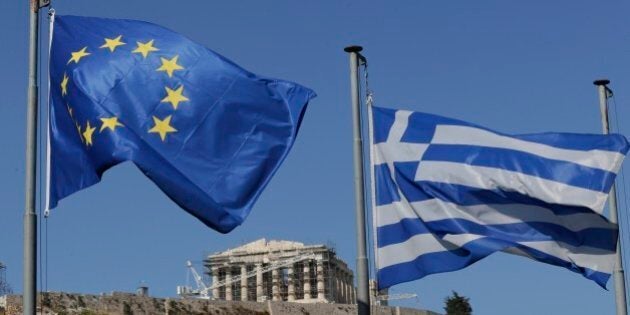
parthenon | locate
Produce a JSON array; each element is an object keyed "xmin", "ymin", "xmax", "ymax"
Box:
[{"xmin": 204, "ymin": 239, "xmax": 355, "ymax": 303}]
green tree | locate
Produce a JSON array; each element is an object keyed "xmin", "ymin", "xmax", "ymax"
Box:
[{"xmin": 444, "ymin": 291, "xmax": 472, "ymax": 315}]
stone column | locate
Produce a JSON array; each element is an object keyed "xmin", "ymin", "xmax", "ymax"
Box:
[
  {"xmin": 337, "ymin": 268, "xmax": 344, "ymax": 303},
  {"xmin": 339, "ymin": 272, "xmax": 345, "ymax": 304},
  {"xmin": 316, "ymin": 260, "xmax": 325, "ymax": 301},
  {"xmin": 241, "ymin": 265, "xmax": 248, "ymax": 301},
  {"xmin": 331, "ymin": 266, "xmax": 338, "ymax": 302},
  {"xmin": 344, "ymin": 273, "xmax": 351, "ymax": 304},
  {"xmin": 256, "ymin": 263, "xmax": 263, "ymax": 302},
  {"xmin": 272, "ymin": 268, "xmax": 280, "ymax": 301},
  {"xmin": 349, "ymin": 277, "xmax": 357, "ymax": 304},
  {"xmin": 287, "ymin": 266, "xmax": 296, "ymax": 301},
  {"xmin": 225, "ymin": 268, "xmax": 233, "ymax": 301},
  {"xmin": 211, "ymin": 266, "xmax": 220, "ymax": 300},
  {"xmin": 303, "ymin": 261, "xmax": 311, "ymax": 300}
]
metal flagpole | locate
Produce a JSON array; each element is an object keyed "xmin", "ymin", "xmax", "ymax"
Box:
[
  {"xmin": 344, "ymin": 45, "xmax": 370, "ymax": 315},
  {"xmin": 24, "ymin": 0, "xmax": 49, "ymax": 314},
  {"xmin": 594, "ymin": 79, "xmax": 627, "ymax": 315}
]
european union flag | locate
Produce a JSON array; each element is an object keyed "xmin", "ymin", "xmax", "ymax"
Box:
[{"xmin": 47, "ymin": 15, "xmax": 316, "ymax": 233}]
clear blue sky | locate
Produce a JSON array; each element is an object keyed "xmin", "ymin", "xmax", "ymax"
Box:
[{"xmin": 2, "ymin": 1, "xmax": 630, "ymax": 314}]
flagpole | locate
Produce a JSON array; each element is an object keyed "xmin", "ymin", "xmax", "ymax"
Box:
[
  {"xmin": 344, "ymin": 45, "xmax": 370, "ymax": 315},
  {"xmin": 594, "ymin": 79, "xmax": 627, "ymax": 315},
  {"xmin": 24, "ymin": 0, "xmax": 46, "ymax": 314}
]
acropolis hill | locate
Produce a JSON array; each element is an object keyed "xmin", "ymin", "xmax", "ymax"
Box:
[{"xmin": 0, "ymin": 292, "xmax": 440, "ymax": 315}]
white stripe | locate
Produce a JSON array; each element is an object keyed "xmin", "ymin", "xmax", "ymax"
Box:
[
  {"xmin": 44, "ymin": 11, "xmax": 56, "ymax": 217},
  {"xmin": 517, "ymin": 241, "xmax": 615, "ymax": 273},
  {"xmin": 378, "ymin": 233, "xmax": 615, "ymax": 273},
  {"xmin": 374, "ymin": 142, "xmax": 428, "ymax": 165},
  {"xmin": 376, "ymin": 199, "xmax": 615, "ymax": 232},
  {"xmin": 502, "ymin": 246, "xmax": 532, "ymax": 258},
  {"xmin": 387, "ymin": 110, "xmax": 412, "ymax": 142},
  {"xmin": 415, "ymin": 161, "xmax": 609, "ymax": 213},
  {"xmin": 376, "ymin": 201, "xmax": 417, "ymax": 227},
  {"xmin": 432, "ymin": 125, "xmax": 625, "ymax": 173},
  {"xmin": 378, "ymin": 233, "xmax": 483, "ymax": 269},
  {"xmin": 367, "ymin": 96, "xmax": 380, "ymax": 290}
]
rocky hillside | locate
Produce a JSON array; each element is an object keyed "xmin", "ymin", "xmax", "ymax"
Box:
[{"xmin": 0, "ymin": 292, "xmax": 440, "ymax": 315}]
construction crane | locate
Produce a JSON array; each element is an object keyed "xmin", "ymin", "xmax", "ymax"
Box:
[
  {"xmin": 176, "ymin": 261, "xmax": 209, "ymax": 297},
  {"xmin": 177, "ymin": 252, "xmax": 317, "ymax": 299},
  {"xmin": 376, "ymin": 293, "xmax": 418, "ymax": 301}
]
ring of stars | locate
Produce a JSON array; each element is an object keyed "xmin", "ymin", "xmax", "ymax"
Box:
[{"xmin": 60, "ymin": 34, "xmax": 189, "ymax": 145}]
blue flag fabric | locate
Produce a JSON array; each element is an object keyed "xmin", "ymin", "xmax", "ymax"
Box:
[
  {"xmin": 47, "ymin": 15, "xmax": 316, "ymax": 233},
  {"xmin": 371, "ymin": 106, "xmax": 629, "ymax": 289}
]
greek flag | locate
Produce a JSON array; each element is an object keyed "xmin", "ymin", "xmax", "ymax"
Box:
[{"xmin": 370, "ymin": 106, "xmax": 629, "ymax": 290}]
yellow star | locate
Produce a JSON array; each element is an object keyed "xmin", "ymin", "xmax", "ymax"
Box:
[
  {"xmin": 67, "ymin": 47, "xmax": 91, "ymax": 64},
  {"xmin": 100, "ymin": 116, "xmax": 124, "ymax": 132},
  {"xmin": 132, "ymin": 40, "xmax": 159, "ymax": 59},
  {"xmin": 156, "ymin": 55, "xmax": 184, "ymax": 78},
  {"xmin": 76, "ymin": 122, "xmax": 84, "ymax": 143},
  {"xmin": 82, "ymin": 121, "xmax": 96, "ymax": 146},
  {"xmin": 61, "ymin": 73, "xmax": 69, "ymax": 96},
  {"xmin": 161, "ymin": 85, "xmax": 189, "ymax": 110},
  {"xmin": 100, "ymin": 35, "xmax": 126, "ymax": 52},
  {"xmin": 67, "ymin": 104, "xmax": 73, "ymax": 117},
  {"xmin": 148, "ymin": 115, "xmax": 177, "ymax": 141}
]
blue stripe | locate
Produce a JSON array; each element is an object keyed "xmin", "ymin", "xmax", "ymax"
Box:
[
  {"xmin": 514, "ymin": 132, "xmax": 629, "ymax": 155},
  {"xmin": 391, "ymin": 161, "xmax": 430, "ymax": 203},
  {"xmin": 400, "ymin": 112, "xmax": 462, "ymax": 144},
  {"xmin": 510, "ymin": 244, "xmax": 611, "ymax": 289},
  {"xmin": 372, "ymin": 106, "xmax": 397, "ymax": 144},
  {"xmin": 378, "ymin": 237, "xmax": 513, "ymax": 290},
  {"xmin": 377, "ymin": 236, "xmax": 611, "ymax": 290},
  {"xmin": 422, "ymin": 144, "xmax": 617, "ymax": 192},
  {"xmin": 377, "ymin": 218, "xmax": 432, "ymax": 245},
  {"xmin": 413, "ymin": 181, "xmax": 602, "ymax": 216},
  {"xmin": 390, "ymin": 161, "xmax": 603, "ymax": 217},
  {"xmin": 372, "ymin": 106, "xmax": 630, "ymax": 154},
  {"xmin": 374, "ymin": 164, "xmax": 401, "ymax": 205},
  {"xmin": 377, "ymin": 217, "xmax": 617, "ymax": 251}
]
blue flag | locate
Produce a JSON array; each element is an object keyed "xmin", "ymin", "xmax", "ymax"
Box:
[
  {"xmin": 47, "ymin": 15, "xmax": 316, "ymax": 233},
  {"xmin": 371, "ymin": 106, "xmax": 629, "ymax": 289}
]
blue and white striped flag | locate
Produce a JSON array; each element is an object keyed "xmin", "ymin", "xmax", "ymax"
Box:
[{"xmin": 370, "ymin": 106, "xmax": 630, "ymax": 290}]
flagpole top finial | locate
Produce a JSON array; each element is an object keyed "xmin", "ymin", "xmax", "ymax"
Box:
[
  {"xmin": 344, "ymin": 46, "xmax": 363, "ymax": 53},
  {"xmin": 594, "ymin": 79, "xmax": 610, "ymax": 86}
]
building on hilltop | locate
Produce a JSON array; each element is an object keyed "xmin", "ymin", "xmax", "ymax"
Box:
[{"xmin": 204, "ymin": 239, "xmax": 355, "ymax": 304}]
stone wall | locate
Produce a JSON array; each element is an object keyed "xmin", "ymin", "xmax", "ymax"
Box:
[{"xmin": 1, "ymin": 292, "xmax": 440, "ymax": 315}]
